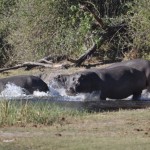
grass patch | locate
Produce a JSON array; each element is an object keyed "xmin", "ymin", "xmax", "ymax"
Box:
[
  {"xmin": 0, "ymin": 108, "xmax": 150, "ymax": 150},
  {"xmin": 0, "ymin": 100, "xmax": 87, "ymax": 127}
]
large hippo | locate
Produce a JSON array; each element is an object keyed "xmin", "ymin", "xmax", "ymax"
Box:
[
  {"xmin": 55, "ymin": 66, "xmax": 147, "ymax": 100},
  {"xmin": 108, "ymin": 59, "xmax": 150, "ymax": 91},
  {"xmin": 0, "ymin": 75, "xmax": 49, "ymax": 94}
]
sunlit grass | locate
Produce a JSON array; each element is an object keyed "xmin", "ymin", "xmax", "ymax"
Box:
[
  {"xmin": 0, "ymin": 107, "xmax": 150, "ymax": 150},
  {"xmin": 0, "ymin": 100, "xmax": 87, "ymax": 127}
]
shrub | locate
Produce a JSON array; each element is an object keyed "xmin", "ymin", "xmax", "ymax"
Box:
[
  {"xmin": 0, "ymin": 0, "xmax": 149, "ymax": 66},
  {"xmin": 4, "ymin": 0, "xmax": 92, "ymax": 64},
  {"xmin": 126, "ymin": 0, "xmax": 150, "ymax": 59}
]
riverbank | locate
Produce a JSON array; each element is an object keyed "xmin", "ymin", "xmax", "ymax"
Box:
[
  {"xmin": 0, "ymin": 64, "xmax": 150, "ymax": 150},
  {"xmin": 0, "ymin": 107, "xmax": 150, "ymax": 150}
]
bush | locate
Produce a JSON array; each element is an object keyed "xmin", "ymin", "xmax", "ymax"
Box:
[
  {"xmin": 0, "ymin": 0, "xmax": 16, "ymax": 67},
  {"xmin": 126, "ymin": 0, "xmax": 150, "ymax": 59},
  {"xmin": 4, "ymin": 0, "xmax": 93, "ymax": 64},
  {"xmin": 0, "ymin": 0, "xmax": 150, "ymax": 66}
]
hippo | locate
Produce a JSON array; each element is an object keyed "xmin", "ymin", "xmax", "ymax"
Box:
[
  {"xmin": 57, "ymin": 66, "xmax": 147, "ymax": 100},
  {"xmin": 108, "ymin": 59, "xmax": 150, "ymax": 91},
  {"xmin": 0, "ymin": 75, "xmax": 49, "ymax": 94},
  {"xmin": 54, "ymin": 74, "xmax": 71, "ymax": 89}
]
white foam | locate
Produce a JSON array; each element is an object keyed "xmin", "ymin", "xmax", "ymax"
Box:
[
  {"xmin": 48, "ymin": 82, "xmax": 99, "ymax": 101},
  {"xmin": 140, "ymin": 89, "xmax": 150, "ymax": 100},
  {"xmin": 0, "ymin": 83, "xmax": 51, "ymax": 99},
  {"xmin": 48, "ymin": 84, "xmax": 84, "ymax": 101},
  {"xmin": 33, "ymin": 91, "xmax": 50, "ymax": 97},
  {"xmin": 48, "ymin": 85, "xmax": 63, "ymax": 96},
  {"xmin": 0, "ymin": 83, "xmax": 27, "ymax": 98},
  {"xmin": 0, "ymin": 82, "xmax": 150, "ymax": 101}
]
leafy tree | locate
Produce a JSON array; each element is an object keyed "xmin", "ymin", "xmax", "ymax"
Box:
[{"xmin": 0, "ymin": 0, "xmax": 149, "ymax": 67}]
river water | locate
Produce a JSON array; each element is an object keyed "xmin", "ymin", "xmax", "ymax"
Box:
[{"xmin": 0, "ymin": 82, "xmax": 150, "ymax": 101}]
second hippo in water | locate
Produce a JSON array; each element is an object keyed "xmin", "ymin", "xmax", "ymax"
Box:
[
  {"xmin": 0, "ymin": 75, "xmax": 49, "ymax": 95},
  {"xmin": 57, "ymin": 66, "xmax": 147, "ymax": 100}
]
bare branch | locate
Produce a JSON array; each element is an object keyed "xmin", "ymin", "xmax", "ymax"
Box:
[
  {"xmin": 0, "ymin": 62, "xmax": 53, "ymax": 73},
  {"xmin": 79, "ymin": 1, "xmax": 107, "ymax": 29},
  {"xmin": 75, "ymin": 44, "xmax": 97, "ymax": 67}
]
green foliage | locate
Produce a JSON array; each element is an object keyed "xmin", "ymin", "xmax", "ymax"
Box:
[
  {"xmin": 6, "ymin": 0, "xmax": 72, "ymax": 63},
  {"xmin": 0, "ymin": 0, "xmax": 150, "ymax": 66},
  {"xmin": 0, "ymin": 0, "xmax": 16, "ymax": 66},
  {"xmin": 0, "ymin": 100, "xmax": 86, "ymax": 126},
  {"xmin": 0, "ymin": 0, "xmax": 93, "ymax": 65},
  {"xmin": 126, "ymin": 0, "xmax": 150, "ymax": 58}
]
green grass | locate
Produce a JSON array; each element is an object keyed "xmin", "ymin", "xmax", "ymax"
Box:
[
  {"xmin": 0, "ymin": 100, "xmax": 87, "ymax": 127},
  {"xmin": 1, "ymin": 134, "xmax": 149, "ymax": 150},
  {"xmin": 0, "ymin": 101, "xmax": 150, "ymax": 150}
]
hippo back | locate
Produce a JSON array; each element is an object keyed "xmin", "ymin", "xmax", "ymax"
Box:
[
  {"xmin": 0, "ymin": 75, "xmax": 49, "ymax": 94},
  {"xmin": 96, "ymin": 66, "xmax": 147, "ymax": 99},
  {"xmin": 70, "ymin": 66, "xmax": 147, "ymax": 100},
  {"xmin": 108, "ymin": 59, "xmax": 150, "ymax": 79}
]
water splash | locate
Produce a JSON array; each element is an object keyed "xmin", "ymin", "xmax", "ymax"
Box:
[
  {"xmin": 48, "ymin": 84, "xmax": 85, "ymax": 101},
  {"xmin": 0, "ymin": 83, "xmax": 51, "ymax": 99},
  {"xmin": 0, "ymin": 82, "xmax": 150, "ymax": 101},
  {"xmin": 0, "ymin": 82, "xmax": 85, "ymax": 101},
  {"xmin": 49, "ymin": 80, "xmax": 150, "ymax": 101},
  {"xmin": 48, "ymin": 80, "xmax": 101, "ymax": 101},
  {"xmin": 0, "ymin": 83, "xmax": 27, "ymax": 98},
  {"xmin": 140, "ymin": 89, "xmax": 150, "ymax": 100},
  {"xmin": 33, "ymin": 91, "xmax": 50, "ymax": 97}
]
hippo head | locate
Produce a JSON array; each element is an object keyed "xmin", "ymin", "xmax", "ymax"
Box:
[
  {"xmin": 67, "ymin": 72, "xmax": 100, "ymax": 95},
  {"xmin": 54, "ymin": 74, "xmax": 70, "ymax": 88}
]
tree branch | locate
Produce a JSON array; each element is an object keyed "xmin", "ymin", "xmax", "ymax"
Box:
[
  {"xmin": 75, "ymin": 44, "xmax": 97, "ymax": 67},
  {"xmin": 79, "ymin": 1, "xmax": 107, "ymax": 29},
  {"xmin": 0, "ymin": 62, "xmax": 53, "ymax": 73}
]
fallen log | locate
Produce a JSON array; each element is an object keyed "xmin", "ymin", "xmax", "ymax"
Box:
[
  {"xmin": 38, "ymin": 55, "xmax": 67, "ymax": 63},
  {"xmin": 37, "ymin": 59, "xmax": 52, "ymax": 64},
  {"xmin": 0, "ymin": 62, "xmax": 53, "ymax": 73}
]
